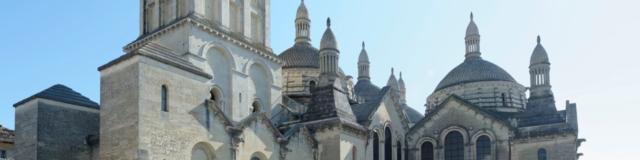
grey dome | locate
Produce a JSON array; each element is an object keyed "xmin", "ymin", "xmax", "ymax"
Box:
[
  {"xmin": 358, "ymin": 48, "xmax": 369, "ymax": 62},
  {"xmin": 530, "ymin": 36, "xmax": 549, "ymax": 65},
  {"xmin": 296, "ymin": 0, "xmax": 308, "ymax": 20},
  {"xmin": 435, "ymin": 58, "xmax": 517, "ymax": 91},
  {"xmin": 320, "ymin": 18, "xmax": 338, "ymax": 50},
  {"xmin": 354, "ymin": 80, "xmax": 381, "ymax": 102},
  {"xmin": 279, "ymin": 43, "xmax": 319, "ymax": 68},
  {"xmin": 466, "ymin": 13, "xmax": 479, "ymax": 37}
]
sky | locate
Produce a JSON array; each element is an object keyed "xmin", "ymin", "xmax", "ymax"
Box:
[{"xmin": 1, "ymin": 0, "xmax": 639, "ymax": 159}]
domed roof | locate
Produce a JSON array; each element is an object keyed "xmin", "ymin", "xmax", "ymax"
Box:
[
  {"xmin": 530, "ymin": 36, "xmax": 550, "ymax": 65},
  {"xmin": 278, "ymin": 43, "xmax": 319, "ymax": 68},
  {"xmin": 354, "ymin": 80, "xmax": 382, "ymax": 101},
  {"xmin": 435, "ymin": 58, "xmax": 517, "ymax": 91},
  {"xmin": 358, "ymin": 42, "xmax": 369, "ymax": 63},
  {"xmin": 296, "ymin": 0, "xmax": 309, "ymax": 20},
  {"xmin": 466, "ymin": 13, "xmax": 479, "ymax": 37},
  {"xmin": 320, "ymin": 18, "xmax": 338, "ymax": 50}
]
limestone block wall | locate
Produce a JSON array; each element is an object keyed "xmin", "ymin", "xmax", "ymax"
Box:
[
  {"xmin": 366, "ymin": 94, "xmax": 409, "ymax": 160},
  {"xmin": 407, "ymin": 99, "xmax": 512, "ymax": 160},
  {"xmin": 282, "ymin": 68, "xmax": 320, "ymax": 95},
  {"xmin": 100, "ymin": 56, "xmax": 142, "ymax": 159},
  {"xmin": 13, "ymin": 101, "xmax": 37, "ymax": 160},
  {"xmin": 427, "ymin": 81, "xmax": 527, "ymax": 113},
  {"xmin": 511, "ymin": 135, "xmax": 577, "ymax": 160},
  {"xmin": 284, "ymin": 129, "xmax": 314, "ymax": 160},
  {"xmin": 14, "ymin": 99, "xmax": 99, "ymax": 160},
  {"xmin": 135, "ymin": 56, "xmax": 234, "ymax": 159}
]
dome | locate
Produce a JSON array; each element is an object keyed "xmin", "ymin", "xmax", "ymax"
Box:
[
  {"xmin": 354, "ymin": 80, "xmax": 382, "ymax": 101},
  {"xmin": 278, "ymin": 43, "xmax": 319, "ymax": 68},
  {"xmin": 530, "ymin": 36, "xmax": 550, "ymax": 65},
  {"xmin": 466, "ymin": 13, "xmax": 479, "ymax": 37},
  {"xmin": 358, "ymin": 47, "xmax": 369, "ymax": 62},
  {"xmin": 296, "ymin": 0, "xmax": 309, "ymax": 20},
  {"xmin": 435, "ymin": 58, "xmax": 517, "ymax": 91},
  {"xmin": 320, "ymin": 18, "xmax": 338, "ymax": 50}
]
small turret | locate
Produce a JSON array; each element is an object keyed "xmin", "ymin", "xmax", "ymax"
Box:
[
  {"xmin": 358, "ymin": 41, "xmax": 370, "ymax": 80},
  {"xmin": 295, "ymin": 0, "xmax": 311, "ymax": 44},
  {"xmin": 465, "ymin": 12, "xmax": 481, "ymax": 59}
]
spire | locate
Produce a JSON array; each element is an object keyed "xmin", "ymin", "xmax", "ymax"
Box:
[
  {"xmin": 327, "ymin": 18, "xmax": 331, "ymax": 28},
  {"xmin": 319, "ymin": 17, "xmax": 340, "ymax": 86},
  {"xmin": 387, "ymin": 68, "xmax": 398, "ymax": 89},
  {"xmin": 358, "ymin": 41, "xmax": 370, "ymax": 80},
  {"xmin": 398, "ymin": 72, "xmax": 407, "ymax": 104},
  {"xmin": 465, "ymin": 12, "xmax": 481, "ymax": 59},
  {"xmin": 529, "ymin": 35, "xmax": 553, "ymax": 97},
  {"xmin": 295, "ymin": 0, "xmax": 311, "ymax": 44}
]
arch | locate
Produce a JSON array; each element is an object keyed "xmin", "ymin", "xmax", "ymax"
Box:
[
  {"xmin": 251, "ymin": 99, "xmax": 262, "ymax": 113},
  {"xmin": 373, "ymin": 131, "xmax": 380, "ymax": 160},
  {"xmin": 439, "ymin": 126, "xmax": 469, "ymax": 146},
  {"xmin": 420, "ymin": 141, "xmax": 434, "ymax": 160},
  {"xmin": 537, "ymin": 148, "xmax": 547, "ymax": 160},
  {"xmin": 161, "ymin": 85, "xmax": 168, "ymax": 112},
  {"xmin": 191, "ymin": 142, "xmax": 216, "ymax": 160},
  {"xmin": 249, "ymin": 62, "xmax": 273, "ymax": 112},
  {"xmin": 206, "ymin": 45, "xmax": 235, "ymax": 115},
  {"xmin": 209, "ymin": 85, "xmax": 223, "ymax": 104},
  {"xmin": 384, "ymin": 127, "xmax": 392, "ymax": 160},
  {"xmin": 475, "ymin": 136, "xmax": 491, "ymax": 160},
  {"xmin": 396, "ymin": 141, "xmax": 402, "ymax": 160},
  {"xmin": 250, "ymin": 152, "xmax": 267, "ymax": 160},
  {"xmin": 444, "ymin": 131, "xmax": 464, "ymax": 160}
]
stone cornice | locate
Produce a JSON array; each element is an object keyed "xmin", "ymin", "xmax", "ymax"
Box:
[{"xmin": 123, "ymin": 14, "xmax": 282, "ymax": 65}]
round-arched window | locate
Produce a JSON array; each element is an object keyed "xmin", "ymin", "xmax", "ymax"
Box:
[
  {"xmin": 421, "ymin": 141, "xmax": 434, "ymax": 160},
  {"xmin": 444, "ymin": 131, "xmax": 464, "ymax": 160},
  {"xmin": 476, "ymin": 136, "xmax": 491, "ymax": 160}
]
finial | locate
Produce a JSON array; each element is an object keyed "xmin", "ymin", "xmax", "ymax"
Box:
[
  {"xmin": 391, "ymin": 68, "xmax": 395, "ymax": 75},
  {"xmin": 362, "ymin": 41, "xmax": 365, "ymax": 49},
  {"xmin": 537, "ymin": 35, "xmax": 541, "ymax": 44},
  {"xmin": 301, "ymin": 0, "xmax": 304, "ymax": 4},
  {"xmin": 399, "ymin": 72, "xmax": 403, "ymax": 79},
  {"xmin": 326, "ymin": 17, "xmax": 331, "ymax": 28},
  {"xmin": 470, "ymin": 12, "xmax": 474, "ymax": 21}
]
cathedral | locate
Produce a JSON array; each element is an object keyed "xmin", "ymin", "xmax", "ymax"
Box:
[{"xmin": 7, "ymin": 0, "xmax": 584, "ymax": 160}]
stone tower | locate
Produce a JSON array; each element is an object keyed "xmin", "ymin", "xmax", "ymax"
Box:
[
  {"xmin": 465, "ymin": 13, "xmax": 481, "ymax": 59},
  {"xmin": 99, "ymin": 0, "xmax": 281, "ymax": 159},
  {"xmin": 318, "ymin": 18, "xmax": 340, "ymax": 86},
  {"xmin": 358, "ymin": 42, "xmax": 370, "ymax": 81},
  {"xmin": 527, "ymin": 36, "xmax": 557, "ymax": 114},
  {"xmin": 295, "ymin": 0, "xmax": 311, "ymax": 44}
]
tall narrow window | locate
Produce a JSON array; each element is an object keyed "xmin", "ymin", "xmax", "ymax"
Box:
[
  {"xmin": 384, "ymin": 127, "xmax": 392, "ymax": 160},
  {"xmin": 538, "ymin": 149, "xmax": 547, "ymax": 160},
  {"xmin": 421, "ymin": 142, "xmax": 434, "ymax": 160},
  {"xmin": 161, "ymin": 85, "xmax": 168, "ymax": 112},
  {"xmin": 396, "ymin": 141, "xmax": 402, "ymax": 160},
  {"xmin": 205, "ymin": 105, "xmax": 211, "ymax": 130},
  {"xmin": 476, "ymin": 136, "xmax": 491, "ymax": 160},
  {"xmin": 444, "ymin": 131, "xmax": 464, "ymax": 160},
  {"xmin": 0, "ymin": 150, "xmax": 6, "ymax": 158},
  {"xmin": 373, "ymin": 132, "xmax": 380, "ymax": 160},
  {"xmin": 352, "ymin": 146, "xmax": 357, "ymax": 160}
]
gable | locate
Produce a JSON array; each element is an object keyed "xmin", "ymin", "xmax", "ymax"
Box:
[{"xmin": 408, "ymin": 95, "xmax": 514, "ymax": 137}]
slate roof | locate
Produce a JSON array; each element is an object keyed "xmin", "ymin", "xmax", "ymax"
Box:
[
  {"xmin": 435, "ymin": 57, "xmax": 517, "ymax": 91},
  {"xmin": 354, "ymin": 80, "xmax": 381, "ymax": 102},
  {"xmin": 13, "ymin": 84, "xmax": 99, "ymax": 109},
  {"xmin": 351, "ymin": 87, "xmax": 389, "ymax": 123},
  {"xmin": 402, "ymin": 105, "xmax": 424, "ymax": 123},
  {"xmin": 278, "ymin": 43, "xmax": 320, "ymax": 68}
]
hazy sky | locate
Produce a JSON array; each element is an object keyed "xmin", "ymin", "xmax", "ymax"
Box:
[{"xmin": 1, "ymin": 0, "xmax": 639, "ymax": 159}]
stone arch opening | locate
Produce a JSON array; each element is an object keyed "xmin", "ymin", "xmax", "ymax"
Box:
[{"xmin": 191, "ymin": 142, "xmax": 215, "ymax": 160}]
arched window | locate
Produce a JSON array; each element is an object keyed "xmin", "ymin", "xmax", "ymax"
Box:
[
  {"xmin": 373, "ymin": 132, "xmax": 380, "ymax": 160},
  {"xmin": 396, "ymin": 141, "xmax": 402, "ymax": 160},
  {"xmin": 191, "ymin": 142, "xmax": 215, "ymax": 160},
  {"xmin": 251, "ymin": 101, "xmax": 260, "ymax": 113},
  {"xmin": 352, "ymin": 146, "xmax": 357, "ymax": 160},
  {"xmin": 444, "ymin": 131, "xmax": 464, "ymax": 160},
  {"xmin": 476, "ymin": 136, "xmax": 491, "ymax": 160},
  {"xmin": 384, "ymin": 127, "xmax": 392, "ymax": 160},
  {"xmin": 538, "ymin": 148, "xmax": 547, "ymax": 160},
  {"xmin": 161, "ymin": 85, "xmax": 168, "ymax": 112},
  {"xmin": 420, "ymin": 142, "xmax": 434, "ymax": 160}
]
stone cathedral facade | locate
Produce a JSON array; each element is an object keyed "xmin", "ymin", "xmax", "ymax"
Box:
[{"xmin": 8, "ymin": 1, "xmax": 584, "ymax": 160}]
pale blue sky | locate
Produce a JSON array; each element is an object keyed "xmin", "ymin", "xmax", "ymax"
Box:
[{"xmin": 1, "ymin": 0, "xmax": 638, "ymax": 159}]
